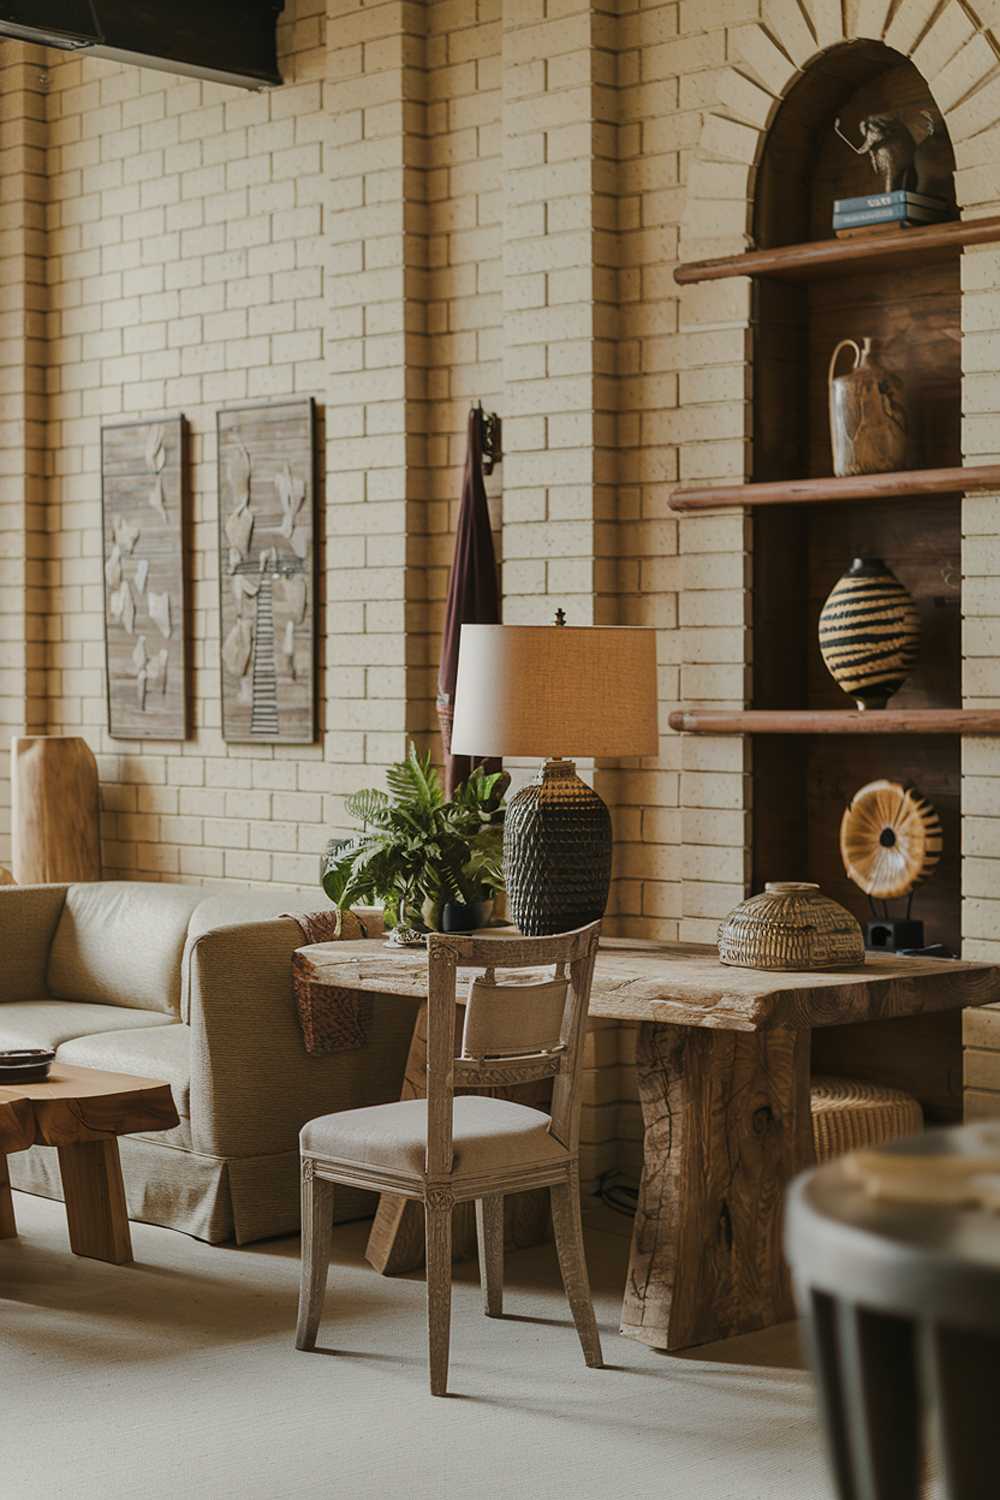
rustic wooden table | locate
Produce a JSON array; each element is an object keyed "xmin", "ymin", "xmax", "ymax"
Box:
[
  {"xmin": 292, "ymin": 936, "xmax": 1000, "ymax": 1350},
  {"xmin": 0, "ymin": 1063, "xmax": 179, "ymax": 1264}
]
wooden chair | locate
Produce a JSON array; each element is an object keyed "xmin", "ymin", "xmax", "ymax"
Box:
[
  {"xmin": 295, "ymin": 920, "xmax": 604, "ymax": 1395},
  {"xmin": 785, "ymin": 1124, "xmax": 1000, "ymax": 1500}
]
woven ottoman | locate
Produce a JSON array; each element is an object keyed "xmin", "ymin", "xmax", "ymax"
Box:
[{"xmin": 810, "ymin": 1075, "xmax": 923, "ymax": 1163}]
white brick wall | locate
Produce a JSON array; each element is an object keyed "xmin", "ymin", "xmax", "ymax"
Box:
[{"xmin": 7, "ymin": 0, "xmax": 1000, "ymax": 1149}]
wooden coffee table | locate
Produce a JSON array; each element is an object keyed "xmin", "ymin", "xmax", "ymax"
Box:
[{"xmin": 0, "ymin": 1063, "xmax": 178, "ymax": 1264}]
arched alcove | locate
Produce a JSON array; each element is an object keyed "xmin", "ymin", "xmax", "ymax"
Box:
[
  {"xmin": 754, "ymin": 41, "xmax": 956, "ymax": 249},
  {"xmin": 750, "ymin": 41, "xmax": 963, "ymax": 980}
]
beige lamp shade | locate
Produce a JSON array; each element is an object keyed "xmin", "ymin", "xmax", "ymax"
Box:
[{"xmin": 450, "ymin": 623, "xmax": 659, "ymax": 760}]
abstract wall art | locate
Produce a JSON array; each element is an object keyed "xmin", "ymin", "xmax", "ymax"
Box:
[
  {"xmin": 217, "ymin": 399, "xmax": 316, "ymax": 743},
  {"xmin": 101, "ymin": 417, "xmax": 188, "ymax": 740}
]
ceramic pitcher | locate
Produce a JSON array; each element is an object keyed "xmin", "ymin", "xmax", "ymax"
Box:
[{"xmin": 828, "ymin": 337, "xmax": 907, "ymax": 477}]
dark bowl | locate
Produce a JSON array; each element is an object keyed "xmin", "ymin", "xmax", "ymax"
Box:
[{"xmin": 0, "ymin": 1047, "xmax": 55, "ymax": 1084}]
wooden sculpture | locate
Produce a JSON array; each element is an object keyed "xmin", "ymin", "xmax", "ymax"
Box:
[
  {"xmin": 11, "ymin": 736, "xmax": 102, "ymax": 885},
  {"xmin": 834, "ymin": 114, "xmax": 918, "ymax": 193},
  {"xmin": 840, "ymin": 779, "xmax": 941, "ymax": 900}
]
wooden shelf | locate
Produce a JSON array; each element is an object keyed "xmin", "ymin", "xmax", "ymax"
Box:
[
  {"xmin": 674, "ymin": 214, "xmax": 1000, "ymax": 286},
  {"xmin": 668, "ymin": 710, "xmax": 1000, "ymax": 736},
  {"xmin": 670, "ymin": 464, "xmax": 1000, "ymax": 513}
]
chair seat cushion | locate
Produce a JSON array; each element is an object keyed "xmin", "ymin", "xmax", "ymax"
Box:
[
  {"xmin": 57, "ymin": 1023, "xmax": 191, "ymax": 1119},
  {"xmin": 301, "ymin": 1096, "xmax": 569, "ymax": 1179},
  {"xmin": 0, "ymin": 1000, "xmax": 173, "ymax": 1052}
]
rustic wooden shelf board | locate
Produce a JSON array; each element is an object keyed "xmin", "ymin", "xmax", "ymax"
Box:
[
  {"xmin": 670, "ymin": 464, "xmax": 1000, "ymax": 513},
  {"xmin": 674, "ymin": 214, "xmax": 1000, "ymax": 285},
  {"xmin": 668, "ymin": 710, "xmax": 1000, "ymax": 735}
]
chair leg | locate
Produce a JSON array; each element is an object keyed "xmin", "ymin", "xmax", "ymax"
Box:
[
  {"xmin": 836, "ymin": 1301, "xmax": 920, "ymax": 1500},
  {"xmin": 475, "ymin": 1195, "xmax": 504, "ymax": 1317},
  {"xmin": 295, "ymin": 1162, "xmax": 334, "ymax": 1351},
  {"xmin": 550, "ymin": 1175, "xmax": 603, "ymax": 1369},
  {"xmin": 425, "ymin": 1194, "xmax": 454, "ymax": 1396}
]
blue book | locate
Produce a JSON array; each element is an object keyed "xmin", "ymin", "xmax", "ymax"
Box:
[
  {"xmin": 834, "ymin": 189, "xmax": 949, "ymax": 214},
  {"xmin": 833, "ymin": 205, "xmax": 949, "ymax": 228}
]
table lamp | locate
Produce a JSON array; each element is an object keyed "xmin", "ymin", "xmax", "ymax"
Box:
[{"xmin": 450, "ymin": 618, "xmax": 659, "ymax": 934}]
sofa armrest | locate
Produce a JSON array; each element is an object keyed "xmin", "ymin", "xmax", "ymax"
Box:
[
  {"xmin": 0, "ymin": 884, "xmax": 69, "ymax": 1001},
  {"xmin": 186, "ymin": 917, "xmax": 412, "ymax": 1159}
]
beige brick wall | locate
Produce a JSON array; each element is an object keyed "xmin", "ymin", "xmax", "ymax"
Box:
[
  {"xmin": 37, "ymin": 5, "xmax": 331, "ymax": 886},
  {"xmin": 0, "ymin": 45, "xmax": 47, "ymax": 859},
  {"xmin": 6, "ymin": 0, "xmax": 1000, "ymax": 1149}
]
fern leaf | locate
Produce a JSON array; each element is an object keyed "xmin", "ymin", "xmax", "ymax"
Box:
[
  {"xmin": 345, "ymin": 787, "xmax": 390, "ymax": 826},
  {"xmin": 385, "ymin": 743, "xmax": 443, "ymax": 811}
]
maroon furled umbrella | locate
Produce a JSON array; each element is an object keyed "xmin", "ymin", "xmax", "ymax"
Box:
[{"xmin": 437, "ymin": 407, "xmax": 502, "ymax": 796}]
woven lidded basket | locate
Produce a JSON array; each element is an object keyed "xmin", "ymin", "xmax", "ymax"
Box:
[
  {"xmin": 718, "ymin": 881, "xmax": 865, "ymax": 971},
  {"xmin": 811, "ymin": 1075, "xmax": 923, "ymax": 1162}
]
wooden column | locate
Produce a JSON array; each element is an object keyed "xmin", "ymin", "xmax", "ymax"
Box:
[
  {"xmin": 11, "ymin": 736, "xmax": 101, "ymax": 884},
  {"xmin": 620, "ymin": 1020, "xmax": 814, "ymax": 1350}
]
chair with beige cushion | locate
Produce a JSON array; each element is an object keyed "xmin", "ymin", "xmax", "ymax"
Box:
[
  {"xmin": 0, "ymin": 882, "xmax": 413, "ymax": 1244},
  {"xmin": 296, "ymin": 921, "xmax": 604, "ymax": 1396}
]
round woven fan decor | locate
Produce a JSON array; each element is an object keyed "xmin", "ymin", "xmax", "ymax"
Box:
[{"xmin": 839, "ymin": 779, "xmax": 942, "ymax": 901}]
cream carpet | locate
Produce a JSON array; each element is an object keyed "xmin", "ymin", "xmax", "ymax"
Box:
[{"xmin": 2, "ymin": 1191, "xmax": 829, "ymax": 1500}]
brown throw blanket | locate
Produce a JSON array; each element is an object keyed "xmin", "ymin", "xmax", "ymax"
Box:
[{"xmin": 282, "ymin": 907, "xmax": 371, "ymax": 1056}]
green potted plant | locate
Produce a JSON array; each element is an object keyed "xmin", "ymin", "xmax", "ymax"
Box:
[{"xmin": 320, "ymin": 745, "xmax": 508, "ymax": 939}]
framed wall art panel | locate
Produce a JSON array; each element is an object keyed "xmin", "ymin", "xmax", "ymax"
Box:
[
  {"xmin": 217, "ymin": 398, "xmax": 316, "ymax": 744},
  {"xmin": 101, "ymin": 416, "xmax": 188, "ymax": 740}
]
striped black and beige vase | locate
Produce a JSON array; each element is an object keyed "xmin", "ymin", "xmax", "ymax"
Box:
[{"xmin": 818, "ymin": 556, "xmax": 920, "ymax": 710}]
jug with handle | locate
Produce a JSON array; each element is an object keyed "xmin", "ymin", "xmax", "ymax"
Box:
[{"xmin": 828, "ymin": 336, "xmax": 907, "ymax": 478}]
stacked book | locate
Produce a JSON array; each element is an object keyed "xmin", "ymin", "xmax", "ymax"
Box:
[{"xmin": 833, "ymin": 190, "xmax": 952, "ymax": 238}]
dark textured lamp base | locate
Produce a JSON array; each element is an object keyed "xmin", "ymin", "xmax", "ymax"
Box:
[{"xmin": 504, "ymin": 759, "xmax": 612, "ymax": 935}]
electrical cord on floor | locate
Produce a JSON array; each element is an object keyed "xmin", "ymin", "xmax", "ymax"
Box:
[{"xmin": 595, "ymin": 1169, "xmax": 639, "ymax": 1216}]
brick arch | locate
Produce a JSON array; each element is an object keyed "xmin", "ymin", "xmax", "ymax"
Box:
[{"xmin": 681, "ymin": 0, "xmax": 997, "ymax": 254}]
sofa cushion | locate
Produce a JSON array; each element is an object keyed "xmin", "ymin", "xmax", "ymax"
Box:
[
  {"xmin": 57, "ymin": 1023, "xmax": 191, "ymax": 1118},
  {"xmin": 47, "ymin": 882, "xmax": 205, "ymax": 1015},
  {"xmin": 0, "ymin": 884, "xmax": 68, "ymax": 1003},
  {"xmin": 0, "ymin": 1000, "xmax": 172, "ymax": 1052}
]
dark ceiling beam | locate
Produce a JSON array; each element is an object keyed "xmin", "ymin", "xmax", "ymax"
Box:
[{"xmin": 0, "ymin": 0, "xmax": 284, "ymax": 90}]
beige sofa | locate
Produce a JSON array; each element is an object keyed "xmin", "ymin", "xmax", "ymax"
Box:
[{"xmin": 0, "ymin": 882, "xmax": 413, "ymax": 1244}]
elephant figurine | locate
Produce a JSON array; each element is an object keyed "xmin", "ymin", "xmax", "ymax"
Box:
[{"xmin": 835, "ymin": 114, "xmax": 918, "ymax": 193}]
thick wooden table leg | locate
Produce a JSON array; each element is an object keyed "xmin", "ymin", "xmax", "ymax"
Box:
[
  {"xmin": 58, "ymin": 1139, "xmax": 133, "ymax": 1265},
  {"xmin": 365, "ymin": 1001, "xmax": 551, "ymax": 1276},
  {"xmin": 1, "ymin": 1154, "xmax": 16, "ymax": 1239},
  {"xmin": 366, "ymin": 1003, "xmax": 433, "ymax": 1274},
  {"xmin": 620, "ymin": 1021, "xmax": 814, "ymax": 1351}
]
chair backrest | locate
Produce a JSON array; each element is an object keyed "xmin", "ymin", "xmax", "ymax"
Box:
[{"xmin": 424, "ymin": 922, "xmax": 601, "ymax": 1178}]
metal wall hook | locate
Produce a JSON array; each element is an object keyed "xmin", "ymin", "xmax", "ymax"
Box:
[{"xmin": 473, "ymin": 401, "xmax": 502, "ymax": 475}]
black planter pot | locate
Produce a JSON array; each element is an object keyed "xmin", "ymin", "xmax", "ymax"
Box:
[{"xmin": 440, "ymin": 900, "xmax": 484, "ymax": 933}]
